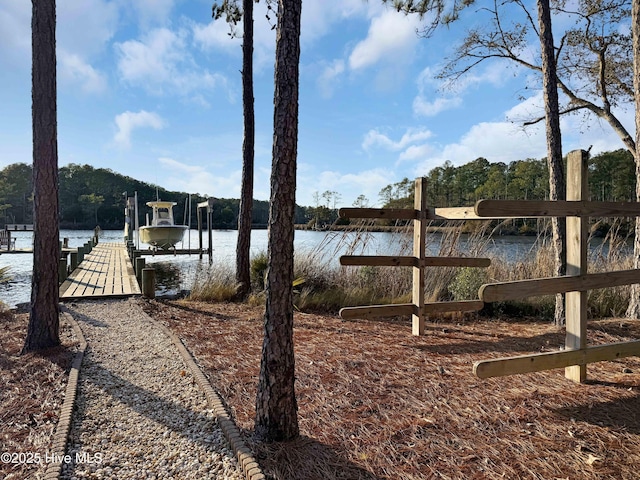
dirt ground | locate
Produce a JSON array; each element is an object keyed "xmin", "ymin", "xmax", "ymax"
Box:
[
  {"xmin": 3, "ymin": 301, "xmax": 640, "ymax": 479},
  {"xmin": 143, "ymin": 299, "xmax": 640, "ymax": 480}
]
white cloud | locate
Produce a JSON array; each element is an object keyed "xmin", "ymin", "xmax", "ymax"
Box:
[
  {"xmin": 413, "ymin": 96, "xmax": 463, "ymax": 117},
  {"xmin": 362, "ymin": 127, "xmax": 433, "ymax": 152},
  {"xmin": 191, "ymin": 2, "xmax": 277, "ymax": 72},
  {"xmin": 413, "ymin": 62, "xmax": 515, "ymax": 118},
  {"xmin": 114, "ymin": 110, "xmax": 166, "ymax": 148},
  {"xmin": 301, "ymin": 0, "xmax": 369, "ymax": 44},
  {"xmin": 130, "ymin": 0, "xmax": 175, "ymax": 28},
  {"xmin": 317, "ymin": 59, "xmax": 345, "ymax": 98},
  {"xmin": 158, "ymin": 157, "xmax": 241, "ymax": 198},
  {"xmin": 193, "ymin": 19, "xmax": 238, "ymax": 52},
  {"xmin": 116, "ymin": 28, "xmax": 184, "ymax": 87},
  {"xmin": 58, "ymin": 51, "xmax": 107, "ymax": 94},
  {"xmin": 348, "ymin": 10, "xmax": 421, "ymax": 71},
  {"xmin": 399, "ymin": 144, "xmax": 434, "ymax": 162},
  {"xmin": 298, "ymin": 167, "xmax": 396, "ymax": 207},
  {"xmin": 115, "ymin": 27, "xmax": 230, "ymax": 97},
  {"xmin": 57, "ymin": 0, "xmax": 119, "ymax": 58}
]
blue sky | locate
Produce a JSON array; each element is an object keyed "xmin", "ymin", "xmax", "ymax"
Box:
[{"xmin": 0, "ymin": 0, "xmax": 634, "ymax": 208}]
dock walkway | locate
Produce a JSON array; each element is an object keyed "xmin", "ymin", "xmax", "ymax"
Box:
[{"xmin": 60, "ymin": 242, "xmax": 140, "ymax": 299}]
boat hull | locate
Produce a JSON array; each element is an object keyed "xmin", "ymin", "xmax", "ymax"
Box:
[{"xmin": 139, "ymin": 225, "xmax": 188, "ymax": 250}]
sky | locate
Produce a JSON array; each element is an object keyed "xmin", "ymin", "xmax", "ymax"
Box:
[{"xmin": 0, "ymin": 0, "xmax": 634, "ymax": 208}]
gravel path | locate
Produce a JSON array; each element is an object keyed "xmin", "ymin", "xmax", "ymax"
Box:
[{"xmin": 60, "ymin": 298, "xmax": 244, "ymax": 480}]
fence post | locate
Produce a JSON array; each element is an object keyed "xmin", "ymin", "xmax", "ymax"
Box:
[
  {"xmin": 412, "ymin": 177, "xmax": 428, "ymax": 336},
  {"xmin": 565, "ymin": 150, "xmax": 589, "ymax": 382}
]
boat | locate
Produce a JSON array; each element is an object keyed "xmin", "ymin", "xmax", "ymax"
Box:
[{"xmin": 138, "ymin": 201, "xmax": 188, "ymax": 250}]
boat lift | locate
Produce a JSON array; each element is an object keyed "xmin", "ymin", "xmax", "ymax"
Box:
[{"xmin": 125, "ymin": 195, "xmax": 214, "ymax": 262}]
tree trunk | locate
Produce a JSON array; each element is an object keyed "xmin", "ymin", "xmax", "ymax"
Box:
[
  {"xmin": 537, "ymin": 0, "xmax": 566, "ymax": 326},
  {"xmin": 23, "ymin": 0, "xmax": 60, "ymax": 353},
  {"xmin": 626, "ymin": 0, "xmax": 640, "ymax": 319},
  {"xmin": 235, "ymin": 0, "xmax": 255, "ymax": 299},
  {"xmin": 254, "ymin": 0, "xmax": 301, "ymax": 442}
]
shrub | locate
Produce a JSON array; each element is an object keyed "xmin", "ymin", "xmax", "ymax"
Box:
[
  {"xmin": 448, "ymin": 267, "xmax": 488, "ymax": 301},
  {"xmin": 250, "ymin": 252, "xmax": 269, "ymax": 290}
]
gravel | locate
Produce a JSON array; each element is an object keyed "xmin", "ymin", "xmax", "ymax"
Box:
[{"xmin": 60, "ymin": 298, "xmax": 244, "ymax": 480}]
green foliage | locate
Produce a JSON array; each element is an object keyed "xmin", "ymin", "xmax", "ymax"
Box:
[
  {"xmin": 250, "ymin": 251, "xmax": 269, "ymax": 290},
  {"xmin": 448, "ymin": 267, "xmax": 487, "ymax": 301},
  {"xmin": 0, "ymin": 163, "xmax": 310, "ymax": 229}
]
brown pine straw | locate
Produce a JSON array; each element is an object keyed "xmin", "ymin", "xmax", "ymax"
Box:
[
  {"xmin": 0, "ymin": 309, "xmax": 77, "ymax": 480},
  {"xmin": 144, "ymin": 299, "xmax": 640, "ymax": 480}
]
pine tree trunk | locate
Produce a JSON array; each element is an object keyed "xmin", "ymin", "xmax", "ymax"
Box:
[
  {"xmin": 235, "ymin": 0, "xmax": 255, "ymax": 299},
  {"xmin": 537, "ymin": 0, "xmax": 566, "ymax": 326},
  {"xmin": 626, "ymin": 0, "xmax": 640, "ymax": 319},
  {"xmin": 23, "ymin": 0, "xmax": 60, "ymax": 353},
  {"xmin": 254, "ymin": 0, "xmax": 301, "ymax": 442}
]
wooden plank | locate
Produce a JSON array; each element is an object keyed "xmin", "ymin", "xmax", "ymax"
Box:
[
  {"xmin": 340, "ymin": 255, "xmax": 417, "ymax": 267},
  {"xmin": 339, "ymin": 300, "xmax": 485, "ymax": 319},
  {"xmin": 423, "ymin": 257, "xmax": 491, "ymax": 267},
  {"xmin": 426, "ymin": 206, "xmax": 482, "ymax": 220},
  {"xmin": 475, "ymin": 199, "xmax": 640, "ymax": 218},
  {"xmin": 565, "ymin": 150, "xmax": 588, "ymax": 382},
  {"xmin": 60, "ymin": 242, "xmax": 140, "ymax": 299},
  {"xmin": 413, "ymin": 178, "xmax": 427, "ymax": 335},
  {"xmin": 422, "ymin": 300, "xmax": 484, "ymax": 314},
  {"xmin": 339, "ymin": 303, "xmax": 416, "ymax": 320},
  {"xmin": 479, "ymin": 269, "xmax": 640, "ymax": 302},
  {"xmin": 473, "ymin": 340, "xmax": 640, "ymax": 379},
  {"xmin": 340, "ymin": 256, "xmax": 491, "ymax": 268},
  {"xmin": 338, "ymin": 207, "xmax": 417, "ymax": 220}
]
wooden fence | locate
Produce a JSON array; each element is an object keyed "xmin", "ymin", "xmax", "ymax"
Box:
[{"xmin": 339, "ymin": 149, "xmax": 640, "ymax": 383}]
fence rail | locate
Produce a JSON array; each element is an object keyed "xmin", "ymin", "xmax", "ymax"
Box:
[{"xmin": 339, "ymin": 149, "xmax": 640, "ymax": 383}]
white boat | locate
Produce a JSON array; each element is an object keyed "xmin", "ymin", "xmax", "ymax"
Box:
[{"xmin": 138, "ymin": 201, "xmax": 188, "ymax": 250}]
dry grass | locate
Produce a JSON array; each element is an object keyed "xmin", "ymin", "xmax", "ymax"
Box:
[
  {"xmin": 143, "ymin": 299, "xmax": 640, "ymax": 480},
  {"xmin": 0, "ymin": 308, "xmax": 77, "ymax": 480}
]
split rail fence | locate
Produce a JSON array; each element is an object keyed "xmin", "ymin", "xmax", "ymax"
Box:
[{"xmin": 339, "ymin": 149, "xmax": 640, "ymax": 383}]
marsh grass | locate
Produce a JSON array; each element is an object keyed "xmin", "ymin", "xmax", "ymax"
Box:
[
  {"xmin": 0, "ymin": 265, "xmax": 10, "ymax": 283},
  {"xmin": 188, "ymin": 261, "xmax": 239, "ymax": 302},
  {"xmin": 190, "ymin": 221, "xmax": 636, "ymax": 319}
]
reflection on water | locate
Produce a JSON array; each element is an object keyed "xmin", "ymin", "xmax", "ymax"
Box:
[
  {"xmin": 0, "ymin": 228, "xmax": 632, "ymax": 309},
  {"xmin": 147, "ymin": 261, "xmax": 184, "ymax": 296}
]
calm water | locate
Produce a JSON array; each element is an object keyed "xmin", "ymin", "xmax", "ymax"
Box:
[{"xmin": 0, "ymin": 228, "xmax": 547, "ymax": 309}]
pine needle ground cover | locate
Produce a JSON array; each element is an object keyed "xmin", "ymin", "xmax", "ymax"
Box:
[
  {"xmin": 145, "ymin": 300, "xmax": 640, "ymax": 480},
  {"xmin": 0, "ymin": 310, "xmax": 77, "ymax": 480}
]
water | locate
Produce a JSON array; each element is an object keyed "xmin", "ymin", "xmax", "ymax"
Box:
[{"xmin": 0, "ymin": 228, "xmax": 547, "ymax": 309}]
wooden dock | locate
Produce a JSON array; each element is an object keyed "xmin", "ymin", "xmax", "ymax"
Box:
[{"xmin": 60, "ymin": 242, "xmax": 140, "ymax": 300}]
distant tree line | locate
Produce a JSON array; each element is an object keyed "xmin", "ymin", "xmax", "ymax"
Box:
[
  {"xmin": 377, "ymin": 149, "xmax": 635, "ymax": 210},
  {"xmin": 1, "ymin": 149, "xmax": 633, "ymax": 231},
  {"xmin": 370, "ymin": 149, "xmax": 635, "ymax": 234},
  {"xmin": 0, "ymin": 163, "xmax": 310, "ymax": 229}
]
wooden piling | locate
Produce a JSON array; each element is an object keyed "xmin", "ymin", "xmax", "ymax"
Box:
[
  {"xmin": 70, "ymin": 251, "xmax": 79, "ymax": 270},
  {"xmin": 135, "ymin": 257, "xmax": 146, "ymax": 283},
  {"xmin": 59, "ymin": 258, "xmax": 67, "ymax": 284},
  {"xmin": 142, "ymin": 268, "xmax": 156, "ymax": 299}
]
